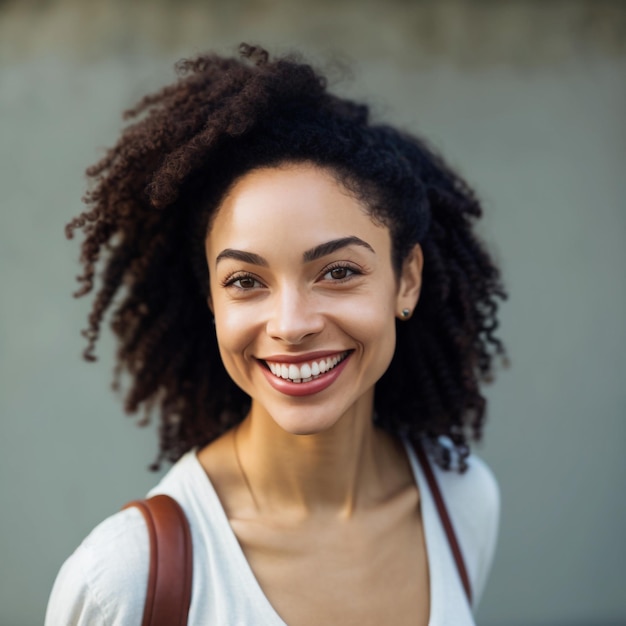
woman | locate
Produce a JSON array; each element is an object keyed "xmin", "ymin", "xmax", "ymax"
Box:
[{"xmin": 46, "ymin": 44, "xmax": 506, "ymax": 625}]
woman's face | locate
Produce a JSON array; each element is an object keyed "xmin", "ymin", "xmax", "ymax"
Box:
[{"xmin": 205, "ymin": 163, "xmax": 422, "ymax": 435}]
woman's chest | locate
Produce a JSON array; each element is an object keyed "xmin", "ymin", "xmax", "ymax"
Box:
[{"xmin": 230, "ymin": 502, "xmax": 430, "ymax": 626}]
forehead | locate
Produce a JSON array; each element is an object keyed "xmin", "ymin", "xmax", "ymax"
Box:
[{"xmin": 206, "ymin": 163, "xmax": 391, "ymax": 258}]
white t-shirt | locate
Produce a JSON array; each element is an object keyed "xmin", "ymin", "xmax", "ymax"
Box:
[{"xmin": 45, "ymin": 440, "xmax": 499, "ymax": 625}]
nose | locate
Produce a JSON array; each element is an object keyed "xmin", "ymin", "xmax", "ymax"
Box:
[{"xmin": 265, "ymin": 286, "xmax": 324, "ymax": 345}]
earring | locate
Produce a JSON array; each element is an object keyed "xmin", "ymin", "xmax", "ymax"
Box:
[{"xmin": 401, "ymin": 308, "xmax": 411, "ymax": 319}]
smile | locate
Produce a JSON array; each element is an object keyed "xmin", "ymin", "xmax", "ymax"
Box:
[
  {"xmin": 257, "ymin": 350, "xmax": 354, "ymax": 397},
  {"xmin": 265, "ymin": 351, "xmax": 350, "ymax": 383}
]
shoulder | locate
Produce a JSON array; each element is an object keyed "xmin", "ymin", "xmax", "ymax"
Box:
[
  {"xmin": 433, "ymin": 452, "xmax": 500, "ymax": 607},
  {"xmin": 45, "ymin": 452, "xmax": 209, "ymax": 626},
  {"xmin": 45, "ymin": 507, "xmax": 149, "ymax": 625},
  {"xmin": 434, "ymin": 453, "xmax": 500, "ymax": 529}
]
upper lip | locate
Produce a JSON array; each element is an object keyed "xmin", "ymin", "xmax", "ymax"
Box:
[{"xmin": 256, "ymin": 350, "xmax": 351, "ymax": 364}]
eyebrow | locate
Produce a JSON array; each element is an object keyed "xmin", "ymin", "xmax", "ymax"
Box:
[
  {"xmin": 215, "ymin": 249, "xmax": 268, "ymax": 267},
  {"xmin": 302, "ymin": 236, "xmax": 375, "ymax": 262},
  {"xmin": 215, "ymin": 236, "xmax": 375, "ymax": 268}
]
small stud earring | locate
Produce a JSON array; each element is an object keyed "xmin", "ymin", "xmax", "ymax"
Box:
[{"xmin": 401, "ymin": 308, "xmax": 411, "ymax": 319}]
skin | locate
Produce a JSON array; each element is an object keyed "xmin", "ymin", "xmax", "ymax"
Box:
[{"xmin": 198, "ymin": 163, "xmax": 429, "ymax": 625}]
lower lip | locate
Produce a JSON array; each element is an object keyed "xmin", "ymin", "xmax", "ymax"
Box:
[{"xmin": 259, "ymin": 354, "xmax": 351, "ymax": 397}]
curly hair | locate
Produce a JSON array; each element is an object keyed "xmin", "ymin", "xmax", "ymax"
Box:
[{"xmin": 67, "ymin": 44, "xmax": 507, "ymax": 471}]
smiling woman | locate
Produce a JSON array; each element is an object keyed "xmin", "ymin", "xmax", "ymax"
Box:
[
  {"xmin": 46, "ymin": 44, "xmax": 506, "ymax": 626},
  {"xmin": 205, "ymin": 164, "xmax": 420, "ymax": 436}
]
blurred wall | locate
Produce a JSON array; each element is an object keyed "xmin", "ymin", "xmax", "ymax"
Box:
[{"xmin": 1, "ymin": 1, "xmax": 625, "ymax": 625}]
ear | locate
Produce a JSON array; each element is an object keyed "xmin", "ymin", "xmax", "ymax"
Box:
[
  {"xmin": 206, "ymin": 292, "xmax": 214, "ymax": 315},
  {"xmin": 395, "ymin": 244, "xmax": 423, "ymax": 320}
]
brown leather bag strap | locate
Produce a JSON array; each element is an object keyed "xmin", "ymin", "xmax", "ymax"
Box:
[
  {"xmin": 123, "ymin": 495, "xmax": 193, "ymax": 626},
  {"xmin": 414, "ymin": 442, "xmax": 473, "ymax": 606}
]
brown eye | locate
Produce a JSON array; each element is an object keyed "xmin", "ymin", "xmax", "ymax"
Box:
[
  {"xmin": 330, "ymin": 267, "xmax": 348, "ymax": 280},
  {"xmin": 225, "ymin": 274, "xmax": 262, "ymax": 290},
  {"xmin": 323, "ymin": 265, "xmax": 357, "ymax": 281},
  {"xmin": 237, "ymin": 276, "xmax": 257, "ymax": 289}
]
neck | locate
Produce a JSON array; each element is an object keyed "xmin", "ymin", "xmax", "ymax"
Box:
[{"xmin": 233, "ymin": 397, "xmax": 397, "ymax": 520}]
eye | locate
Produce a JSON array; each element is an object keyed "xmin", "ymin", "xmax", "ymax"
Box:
[
  {"xmin": 322, "ymin": 264, "xmax": 360, "ymax": 282},
  {"xmin": 234, "ymin": 276, "xmax": 259, "ymax": 289},
  {"xmin": 328, "ymin": 267, "xmax": 351, "ymax": 280},
  {"xmin": 222, "ymin": 272, "xmax": 263, "ymax": 290}
]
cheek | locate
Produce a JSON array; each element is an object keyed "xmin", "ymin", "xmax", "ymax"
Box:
[
  {"xmin": 341, "ymin": 293, "xmax": 398, "ymax": 372},
  {"xmin": 211, "ymin": 281, "xmax": 258, "ymax": 347},
  {"xmin": 213, "ymin": 331, "xmax": 256, "ymax": 398},
  {"xmin": 212, "ymin": 305, "xmax": 261, "ymax": 382},
  {"xmin": 215, "ymin": 318, "xmax": 257, "ymax": 360},
  {"xmin": 368, "ymin": 309, "xmax": 397, "ymax": 367}
]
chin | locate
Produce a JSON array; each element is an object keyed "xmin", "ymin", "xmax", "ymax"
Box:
[{"xmin": 266, "ymin": 405, "xmax": 346, "ymax": 437}]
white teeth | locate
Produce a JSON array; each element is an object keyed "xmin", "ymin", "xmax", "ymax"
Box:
[{"xmin": 265, "ymin": 352, "xmax": 348, "ymax": 382}]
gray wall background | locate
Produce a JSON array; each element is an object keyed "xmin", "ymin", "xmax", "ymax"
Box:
[{"xmin": 1, "ymin": 1, "xmax": 625, "ymax": 625}]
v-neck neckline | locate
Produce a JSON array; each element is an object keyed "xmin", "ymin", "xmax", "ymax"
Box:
[{"xmin": 186, "ymin": 437, "xmax": 441, "ymax": 625}]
